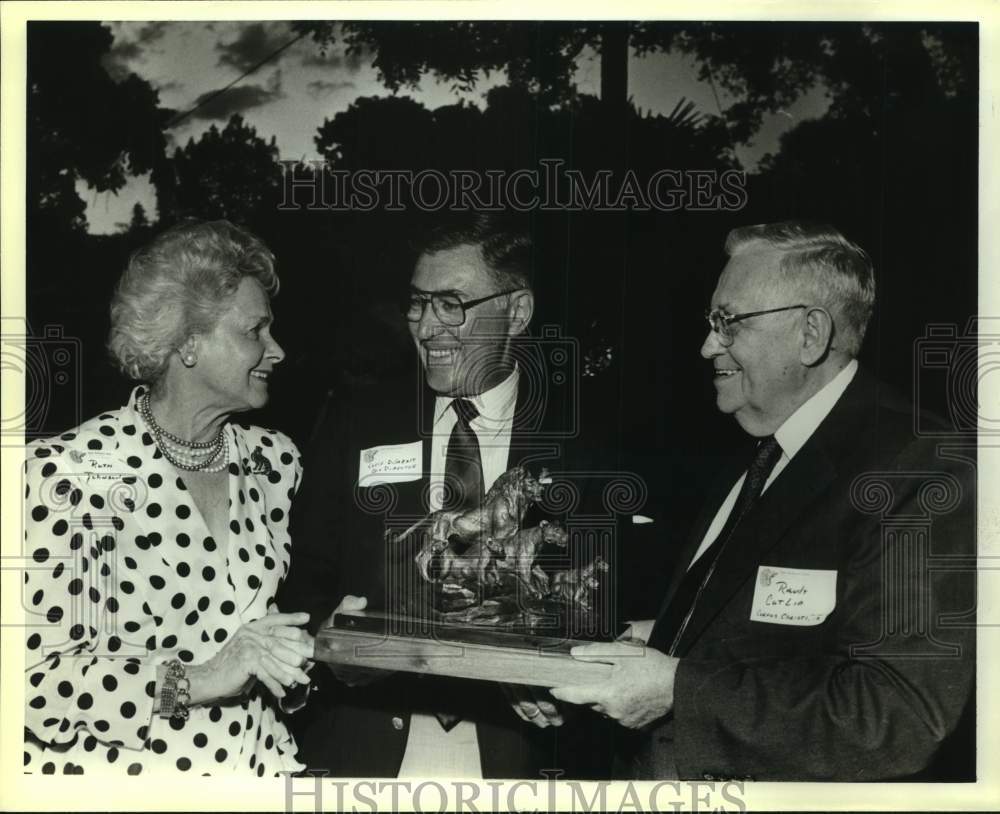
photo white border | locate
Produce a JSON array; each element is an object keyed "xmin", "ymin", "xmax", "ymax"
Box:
[{"xmin": 2, "ymin": 1, "xmax": 997, "ymax": 810}]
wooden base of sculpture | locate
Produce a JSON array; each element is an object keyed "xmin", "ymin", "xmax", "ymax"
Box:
[{"xmin": 314, "ymin": 610, "xmax": 621, "ymax": 687}]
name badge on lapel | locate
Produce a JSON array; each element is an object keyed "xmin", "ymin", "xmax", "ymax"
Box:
[
  {"xmin": 750, "ymin": 565, "xmax": 837, "ymax": 626},
  {"xmin": 358, "ymin": 441, "xmax": 423, "ymax": 487}
]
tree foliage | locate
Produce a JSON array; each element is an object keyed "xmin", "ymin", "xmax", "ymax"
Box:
[
  {"xmin": 27, "ymin": 22, "xmax": 171, "ymax": 234},
  {"xmin": 298, "ymin": 21, "xmax": 975, "ymax": 154},
  {"xmin": 314, "ymin": 85, "xmax": 730, "ymax": 176},
  {"xmin": 295, "ymin": 21, "xmax": 606, "ymax": 105},
  {"xmin": 24, "ymin": 21, "xmax": 978, "ymax": 465},
  {"xmin": 118, "ymin": 202, "xmax": 153, "ymax": 236},
  {"xmin": 158, "ymin": 115, "xmax": 282, "ymax": 226}
]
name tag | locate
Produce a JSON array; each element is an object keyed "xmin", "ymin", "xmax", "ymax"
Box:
[
  {"xmin": 358, "ymin": 441, "xmax": 423, "ymax": 487},
  {"xmin": 750, "ymin": 565, "xmax": 837, "ymax": 626},
  {"xmin": 79, "ymin": 451, "xmax": 121, "ymax": 482}
]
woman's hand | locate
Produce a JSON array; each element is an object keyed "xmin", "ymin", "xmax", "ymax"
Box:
[
  {"xmin": 266, "ymin": 603, "xmax": 317, "ymax": 664},
  {"xmin": 185, "ymin": 612, "xmax": 313, "ymax": 704}
]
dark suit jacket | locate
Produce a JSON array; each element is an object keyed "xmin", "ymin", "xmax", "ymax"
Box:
[
  {"xmin": 278, "ymin": 363, "xmax": 633, "ymax": 778},
  {"xmin": 626, "ymin": 368, "xmax": 976, "ymax": 781}
]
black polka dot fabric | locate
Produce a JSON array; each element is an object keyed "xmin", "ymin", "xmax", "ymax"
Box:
[{"xmin": 23, "ymin": 387, "xmax": 304, "ymax": 775}]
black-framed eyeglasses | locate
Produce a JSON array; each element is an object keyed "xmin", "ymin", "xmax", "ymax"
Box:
[
  {"xmin": 705, "ymin": 304, "xmax": 808, "ymax": 346},
  {"xmin": 405, "ymin": 289, "xmax": 522, "ymax": 327}
]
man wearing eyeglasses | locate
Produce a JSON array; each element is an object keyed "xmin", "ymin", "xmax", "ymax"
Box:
[
  {"xmin": 280, "ymin": 214, "xmax": 618, "ymax": 779},
  {"xmin": 548, "ymin": 221, "xmax": 974, "ymax": 781}
]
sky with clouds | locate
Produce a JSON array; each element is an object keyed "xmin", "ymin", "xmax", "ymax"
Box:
[{"xmin": 82, "ymin": 20, "xmax": 826, "ymax": 233}]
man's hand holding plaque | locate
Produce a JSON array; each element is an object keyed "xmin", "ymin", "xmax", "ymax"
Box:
[{"xmin": 320, "ymin": 594, "xmax": 393, "ymax": 688}]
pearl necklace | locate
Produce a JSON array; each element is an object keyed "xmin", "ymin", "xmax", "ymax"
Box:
[{"xmin": 138, "ymin": 392, "xmax": 230, "ymax": 473}]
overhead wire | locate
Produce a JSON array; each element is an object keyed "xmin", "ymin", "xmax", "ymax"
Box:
[{"xmin": 165, "ymin": 30, "xmax": 309, "ymax": 129}]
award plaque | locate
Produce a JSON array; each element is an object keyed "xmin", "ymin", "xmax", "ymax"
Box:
[{"xmin": 315, "ymin": 465, "xmax": 623, "ymax": 685}]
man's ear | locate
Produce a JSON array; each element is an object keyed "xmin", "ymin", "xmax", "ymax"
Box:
[
  {"xmin": 506, "ymin": 290, "xmax": 534, "ymax": 337},
  {"xmin": 800, "ymin": 306, "xmax": 834, "ymax": 366}
]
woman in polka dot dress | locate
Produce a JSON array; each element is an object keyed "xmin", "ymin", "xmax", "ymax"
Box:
[{"xmin": 23, "ymin": 221, "xmax": 314, "ymax": 775}]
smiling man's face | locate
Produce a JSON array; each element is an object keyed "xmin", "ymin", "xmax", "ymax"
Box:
[
  {"xmin": 408, "ymin": 243, "xmax": 522, "ymax": 397},
  {"xmin": 700, "ymin": 246, "xmax": 810, "ymax": 436}
]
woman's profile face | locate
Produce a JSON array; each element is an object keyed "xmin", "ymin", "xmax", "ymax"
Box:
[{"xmin": 191, "ymin": 277, "xmax": 285, "ymax": 414}]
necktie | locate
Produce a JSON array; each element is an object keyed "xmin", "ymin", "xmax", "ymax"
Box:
[
  {"xmin": 435, "ymin": 399, "xmax": 484, "ymax": 732},
  {"xmin": 648, "ymin": 436, "xmax": 783, "ymax": 655},
  {"xmin": 443, "ymin": 398, "xmax": 484, "ymax": 513}
]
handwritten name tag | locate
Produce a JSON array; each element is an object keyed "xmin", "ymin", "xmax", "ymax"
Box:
[
  {"xmin": 358, "ymin": 441, "xmax": 423, "ymax": 487},
  {"xmin": 750, "ymin": 565, "xmax": 837, "ymax": 626},
  {"xmin": 80, "ymin": 452, "xmax": 121, "ymax": 482}
]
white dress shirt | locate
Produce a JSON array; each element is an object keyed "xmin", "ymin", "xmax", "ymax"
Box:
[
  {"xmin": 397, "ymin": 366, "xmax": 519, "ymax": 778},
  {"xmin": 427, "ymin": 366, "xmax": 520, "ymax": 506},
  {"xmin": 688, "ymin": 360, "xmax": 859, "ymax": 568}
]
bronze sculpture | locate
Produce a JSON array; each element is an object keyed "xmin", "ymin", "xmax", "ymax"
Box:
[{"xmin": 411, "ymin": 466, "xmax": 609, "ymax": 628}]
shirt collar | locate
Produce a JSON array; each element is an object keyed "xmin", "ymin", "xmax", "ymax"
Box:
[
  {"xmin": 774, "ymin": 359, "xmax": 858, "ymax": 461},
  {"xmin": 433, "ymin": 364, "xmax": 519, "ymax": 430}
]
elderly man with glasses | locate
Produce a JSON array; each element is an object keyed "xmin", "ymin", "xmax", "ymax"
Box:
[
  {"xmin": 547, "ymin": 221, "xmax": 975, "ymax": 781},
  {"xmin": 278, "ymin": 213, "xmax": 620, "ymax": 779}
]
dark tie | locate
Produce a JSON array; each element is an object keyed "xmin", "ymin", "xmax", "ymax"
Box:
[
  {"xmin": 443, "ymin": 398, "xmax": 484, "ymax": 513},
  {"xmin": 648, "ymin": 436, "xmax": 783, "ymax": 655},
  {"xmin": 435, "ymin": 399, "xmax": 484, "ymax": 732}
]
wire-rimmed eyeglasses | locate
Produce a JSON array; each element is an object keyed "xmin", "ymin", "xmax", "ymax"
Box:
[
  {"xmin": 705, "ymin": 304, "xmax": 808, "ymax": 346},
  {"xmin": 405, "ymin": 289, "xmax": 522, "ymax": 327}
]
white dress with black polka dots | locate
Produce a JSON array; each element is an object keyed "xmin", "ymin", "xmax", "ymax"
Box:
[{"xmin": 23, "ymin": 386, "xmax": 306, "ymax": 775}]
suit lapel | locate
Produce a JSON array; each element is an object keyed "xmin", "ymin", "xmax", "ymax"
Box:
[
  {"xmin": 381, "ymin": 382, "xmax": 434, "ymax": 583},
  {"xmin": 368, "ymin": 375, "xmax": 434, "ymax": 526},
  {"xmin": 671, "ymin": 370, "xmax": 875, "ymax": 654},
  {"xmin": 673, "ymin": 441, "xmax": 838, "ymax": 653},
  {"xmin": 504, "ymin": 368, "xmax": 559, "ymax": 468},
  {"xmin": 651, "ymin": 450, "xmax": 748, "ymax": 620}
]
